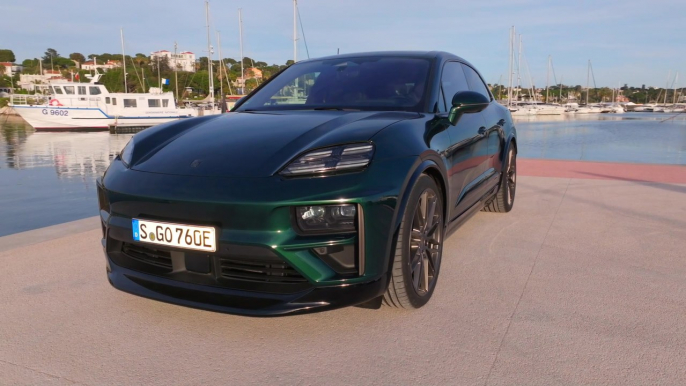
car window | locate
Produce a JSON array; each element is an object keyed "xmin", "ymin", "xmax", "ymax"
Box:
[
  {"xmin": 237, "ymin": 57, "xmax": 431, "ymax": 112},
  {"xmin": 462, "ymin": 64, "xmax": 491, "ymax": 100},
  {"xmin": 440, "ymin": 62, "xmax": 469, "ymax": 111}
]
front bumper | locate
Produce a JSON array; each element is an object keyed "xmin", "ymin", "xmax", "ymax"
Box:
[
  {"xmin": 107, "ymin": 255, "xmax": 387, "ymax": 316},
  {"xmin": 98, "ymin": 157, "xmax": 416, "ymax": 315}
]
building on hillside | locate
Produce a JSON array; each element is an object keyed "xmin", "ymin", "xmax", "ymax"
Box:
[
  {"xmin": 18, "ymin": 72, "xmax": 63, "ymax": 93},
  {"xmin": 615, "ymin": 90, "xmax": 629, "ymax": 103},
  {"xmin": 0, "ymin": 62, "xmax": 24, "ymax": 77},
  {"xmin": 81, "ymin": 60, "xmax": 121, "ymax": 71},
  {"xmin": 150, "ymin": 50, "xmax": 196, "ymax": 72},
  {"xmin": 244, "ymin": 67, "xmax": 263, "ymax": 79}
]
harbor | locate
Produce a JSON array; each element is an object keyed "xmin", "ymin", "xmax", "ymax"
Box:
[
  {"xmin": 1, "ymin": 110, "xmax": 686, "ymax": 383},
  {"xmin": 2, "ymin": 0, "xmax": 686, "ymax": 383}
]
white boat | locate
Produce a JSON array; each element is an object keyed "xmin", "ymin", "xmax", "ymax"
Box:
[
  {"xmin": 8, "ymin": 74, "xmax": 194, "ymax": 131},
  {"xmin": 509, "ymin": 105, "xmax": 538, "ymax": 116},
  {"xmin": 534, "ymin": 103, "xmax": 566, "ymax": 115},
  {"xmin": 600, "ymin": 104, "xmax": 625, "ymax": 114},
  {"xmin": 576, "ymin": 104, "xmax": 603, "ymax": 114}
]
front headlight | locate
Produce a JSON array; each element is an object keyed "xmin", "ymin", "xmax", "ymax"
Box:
[
  {"xmin": 120, "ymin": 137, "xmax": 134, "ymax": 167},
  {"xmin": 280, "ymin": 143, "xmax": 374, "ymax": 176}
]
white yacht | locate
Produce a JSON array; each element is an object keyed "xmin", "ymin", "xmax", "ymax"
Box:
[
  {"xmin": 9, "ymin": 74, "xmax": 194, "ymax": 131},
  {"xmin": 576, "ymin": 104, "xmax": 603, "ymax": 114},
  {"xmin": 532, "ymin": 102, "xmax": 566, "ymax": 115},
  {"xmin": 600, "ymin": 104, "xmax": 625, "ymax": 114}
]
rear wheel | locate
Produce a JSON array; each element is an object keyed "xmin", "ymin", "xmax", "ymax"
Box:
[
  {"xmin": 483, "ymin": 145, "xmax": 516, "ymax": 213},
  {"xmin": 384, "ymin": 174, "xmax": 444, "ymax": 309}
]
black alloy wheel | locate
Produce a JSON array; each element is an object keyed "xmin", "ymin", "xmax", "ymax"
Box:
[{"xmin": 384, "ymin": 174, "xmax": 444, "ymax": 309}]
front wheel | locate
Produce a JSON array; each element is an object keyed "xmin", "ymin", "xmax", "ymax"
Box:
[
  {"xmin": 483, "ymin": 145, "xmax": 517, "ymax": 213},
  {"xmin": 384, "ymin": 174, "xmax": 444, "ymax": 309}
]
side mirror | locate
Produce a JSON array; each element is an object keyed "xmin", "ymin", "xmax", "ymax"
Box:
[{"xmin": 448, "ymin": 91, "xmax": 490, "ymax": 125}]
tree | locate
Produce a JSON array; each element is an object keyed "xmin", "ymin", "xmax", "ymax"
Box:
[
  {"xmin": 69, "ymin": 52, "xmax": 86, "ymax": 63},
  {"xmin": 0, "ymin": 49, "xmax": 16, "ymax": 63},
  {"xmin": 42, "ymin": 48, "xmax": 60, "ymax": 62},
  {"xmin": 151, "ymin": 56, "xmax": 170, "ymax": 73}
]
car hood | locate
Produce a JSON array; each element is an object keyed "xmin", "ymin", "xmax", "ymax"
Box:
[{"xmin": 131, "ymin": 110, "xmax": 417, "ymax": 178}]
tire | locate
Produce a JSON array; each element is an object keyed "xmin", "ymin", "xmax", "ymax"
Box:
[
  {"xmin": 384, "ymin": 174, "xmax": 444, "ymax": 309},
  {"xmin": 483, "ymin": 145, "xmax": 517, "ymax": 213}
]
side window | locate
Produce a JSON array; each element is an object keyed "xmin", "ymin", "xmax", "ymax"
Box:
[
  {"xmin": 148, "ymin": 99, "xmax": 161, "ymax": 108},
  {"xmin": 105, "ymin": 97, "xmax": 111, "ymax": 104},
  {"xmin": 162, "ymin": 99, "xmax": 169, "ymax": 108},
  {"xmin": 112, "ymin": 98, "xmax": 117, "ymax": 106},
  {"xmin": 123, "ymin": 99, "xmax": 137, "ymax": 108},
  {"xmin": 461, "ymin": 64, "xmax": 491, "ymax": 100},
  {"xmin": 78, "ymin": 86, "xmax": 87, "ymax": 95},
  {"xmin": 440, "ymin": 62, "xmax": 469, "ymax": 112},
  {"xmin": 53, "ymin": 86, "xmax": 64, "ymax": 95},
  {"xmin": 63, "ymin": 86, "xmax": 75, "ymax": 95},
  {"xmin": 89, "ymin": 86, "xmax": 102, "ymax": 95}
]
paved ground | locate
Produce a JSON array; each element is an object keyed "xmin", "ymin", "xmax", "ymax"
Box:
[{"xmin": 1, "ymin": 172, "xmax": 686, "ymax": 385}]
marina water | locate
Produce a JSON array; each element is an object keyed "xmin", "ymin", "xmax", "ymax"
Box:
[{"xmin": 1, "ymin": 113, "xmax": 685, "ymax": 236}]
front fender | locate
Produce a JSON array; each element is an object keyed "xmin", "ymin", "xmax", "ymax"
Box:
[{"xmin": 382, "ymin": 153, "xmax": 449, "ymax": 278}]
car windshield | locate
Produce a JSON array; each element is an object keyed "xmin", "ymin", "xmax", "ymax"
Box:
[{"xmin": 237, "ymin": 56, "xmax": 431, "ymax": 112}]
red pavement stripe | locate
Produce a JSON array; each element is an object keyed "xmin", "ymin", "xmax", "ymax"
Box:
[{"xmin": 518, "ymin": 159, "xmax": 686, "ymax": 184}]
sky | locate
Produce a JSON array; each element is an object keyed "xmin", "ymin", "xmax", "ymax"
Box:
[{"xmin": 1, "ymin": 0, "xmax": 685, "ymax": 88}]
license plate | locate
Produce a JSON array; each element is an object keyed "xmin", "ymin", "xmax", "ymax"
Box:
[{"xmin": 132, "ymin": 219, "xmax": 216, "ymax": 252}]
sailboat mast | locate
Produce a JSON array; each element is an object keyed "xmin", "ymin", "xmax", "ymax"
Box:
[
  {"xmin": 559, "ymin": 75, "xmax": 563, "ymax": 102},
  {"xmin": 121, "ymin": 28, "xmax": 127, "ymax": 93},
  {"xmin": 174, "ymin": 41, "xmax": 179, "ymax": 102},
  {"xmin": 673, "ymin": 72, "xmax": 679, "ymax": 105},
  {"xmin": 238, "ymin": 8, "xmax": 244, "ymax": 95},
  {"xmin": 516, "ymin": 34, "xmax": 522, "ymax": 101},
  {"xmin": 507, "ymin": 26, "xmax": 513, "ymax": 107},
  {"xmin": 293, "ymin": 0, "xmax": 298, "ymax": 63},
  {"xmin": 586, "ymin": 60, "xmax": 590, "ymax": 105},
  {"xmin": 545, "ymin": 55, "xmax": 550, "ymax": 103},
  {"xmin": 662, "ymin": 70, "xmax": 672, "ymax": 106},
  {"xmin": 217, "ymin": 31, "xmax": 223, "ymax": 101},
  {"xmin": 205, "ymin": 1, "xmax": 214, "ymax": 104}
]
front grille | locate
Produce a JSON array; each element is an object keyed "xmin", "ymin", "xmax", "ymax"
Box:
[
  {"xmin": 117, "ymin": 242, "xmax": 307, "ymax": 284},
  {"xmin": 219, "ymin": 256, "xmax": 307, "ymax": 283},
  {"xmin": 218, "ymin": 244, "xmax": 307, "ymax": 283},
  {"xmin": 122, "ymin": 243, "xmax": 173, "ymax": 271}
]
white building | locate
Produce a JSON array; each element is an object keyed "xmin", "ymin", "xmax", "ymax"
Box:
[
  {"xmin": 0, "ymin": 62, "xmax": 23, "ymax": 77},
  {"xmin": 17, "ymin": 72, "xmax": 63, "ymax": 93},
  {"xmin": 82, "ymin": 60, "xmax": 121, "ymax": 71},
  {"xmin": 151, "ymin": 50, "xmax": 196, "ymax": 72}
]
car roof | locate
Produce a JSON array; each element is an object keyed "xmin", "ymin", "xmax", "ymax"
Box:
[{"xmin": 298, "ymin": 51, "xmax": 471, "ymax": 66}]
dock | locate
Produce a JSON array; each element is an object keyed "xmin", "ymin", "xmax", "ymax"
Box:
[{"xmin": 1, "ymin": 160, "xmax": 685, "ymax": 384}]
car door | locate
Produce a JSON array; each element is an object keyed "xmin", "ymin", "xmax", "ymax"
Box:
[
  {"xmin": 462, "ymin": 63, "xmax": 505, "ymax": 190},
  {"xmin": 439, "ymin": 61, "xmax": 489, "ymax": 220}
]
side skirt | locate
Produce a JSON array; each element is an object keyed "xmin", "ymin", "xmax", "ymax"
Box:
[{"xmin": 445, "ymin": 182, "xmax": 500, "ymax": 238}]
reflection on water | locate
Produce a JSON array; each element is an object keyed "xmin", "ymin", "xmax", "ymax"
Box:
[
  {"xmin": 1, "ymin": 117, "xmax": 131, "ymax": 176},
  {"xmin": 515, "ymin": 112, "xmax": 686, "ymax": 165},
  {"xmin": 0, "ymin": 116, "xmax": 132, "ymax": 236},
  {"xmin": 1, "ymin": 112, "xmax": 685, "ymax": 236}
]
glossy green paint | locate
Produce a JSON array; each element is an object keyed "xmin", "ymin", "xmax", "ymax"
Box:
[{"xmin": 100, "ymin": 51, "xmax": 517, "ymax": 314}]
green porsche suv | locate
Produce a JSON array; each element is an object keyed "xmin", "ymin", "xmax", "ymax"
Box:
[{"xmin": 97, "ymin": 51, "xmax": 517, "ymax": 316}]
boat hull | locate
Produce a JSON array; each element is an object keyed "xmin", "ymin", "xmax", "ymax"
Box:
[{"xmin": 10, "ymin": 105, "xmax": 191, "ymax": 131}]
